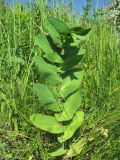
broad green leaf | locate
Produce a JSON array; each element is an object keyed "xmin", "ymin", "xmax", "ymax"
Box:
[
  {"xmin": 33, "ymin": 83, "xmax": 55, "ymax": 104},
  {"xmin": 63, "ymin": 45, "xmax": 79, "ymax": 57},
  {"xmin": 30, "ymin": 114, "xmax": 64, "ymax": 134},
  {"xmin": 47, "ymin": 17, "xmax": 69, "ymax": 34},
  {"xmin": 60, "ymin": 70, "xmax": 84, "ymax": 97},
  {"xmin": 45, "ymin": 19, "xmax": 62, "ymax": 46},
  {"xmin": 72, "ymin": 33, "xmax": 90, "ymax": 42},
  {"xmin": 49, "ymin": 144, "xmax": 67, "ymax": 157},
  {"xmin": 60, "ymin": 55, "xmax": 84, "ymax": 71},
  {"xmin": 33, "ymin": 83, "xmax": 62, "ymax": 112},
  {"xmin": 34, "ymin": 34, "xmax": 63, "ymax": 63},
  {"xmin": 34, "ymin": 56, "xmax": 61, "ymax": 85},
  {"xmin": 64, "ymin": 137, "xmax": 87, "ymax": 158},
  {"xmin": 58, "ymin": 111, "xmax": 84, "ymax": 143},
  {"xmin": 70, "ymin": 27, "xmax": 91, "ymax": 36},
  {"xmin": 60, "ymin": 49, "xmax": 85, "ymax": 71},
  {"xmin": 55, "ymin": 91, "xmax": 81, "ymax": 121}
]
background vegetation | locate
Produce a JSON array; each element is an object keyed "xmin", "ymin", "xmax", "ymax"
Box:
[{"xmin": 0, "ymin": 0, "xmax": 120, "ymax": 159}]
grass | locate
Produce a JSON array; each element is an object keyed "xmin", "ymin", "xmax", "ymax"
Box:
[{"xmin": 0, "ymin": 0, "xmax": 120, "ymax": 159}]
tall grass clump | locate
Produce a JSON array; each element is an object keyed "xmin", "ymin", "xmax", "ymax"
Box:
[{"xmin": 0, "ymin": 0, "xmax": 120, "ymax": 159}]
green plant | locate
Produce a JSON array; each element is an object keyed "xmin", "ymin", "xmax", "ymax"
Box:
[
  {"xmin": 30, "ymin": 17, "xmax": 91, "ymax": 159},
  {"xmin": 1, "ymin": 0, "xmax": 120, "ymax": 159}
]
